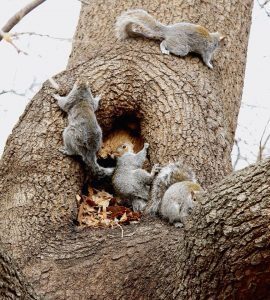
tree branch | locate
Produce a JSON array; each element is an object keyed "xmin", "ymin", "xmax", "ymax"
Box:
[
  {"xmin": 11, "ymin": 31, "xmax": 72, "ymax": 42},
  {"xmin": 0, "ymin": 78, "xmax": 41, "ymax": 98},
  {"xmin": 258, "ymin": 0, "xmax": 270, "ymax": 7},
  {"xmin": 0, "ymin": 30, "xmax": 28, "ymax": 55},
  {"xmin": 0, "ymin": 0, "xmax": 47, "ymax": 42},
  {"xmin": 258, "ymin": 0, "xmax": 270, "ymax": 16},
  {"xmin": 233, "ymin": 139, "xmax": 241, "ymax": 169},
  {"xmin": 257, "ymin": 118, "xmax": 270, "ymax": 161},
  {"xmin": 0, "ymin": 89, "xmax": 26, "ymax": 97},
  {"xmin": 77, "ymin": 0, "xmax": 91, "ymax": 5}
]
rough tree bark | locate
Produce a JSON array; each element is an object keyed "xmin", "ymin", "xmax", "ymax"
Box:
[
  {"xmin": 0, "ymin": 0, "xmax": 263, "ymax": 299},
  {"xmin": 0, "ymin": 248, "xmax": 38, "ymax": 299}
]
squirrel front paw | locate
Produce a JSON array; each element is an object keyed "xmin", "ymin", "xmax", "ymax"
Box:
[
  {"xmin": 94, "ymin": 95, "xmax": 101, "ymax": 103},
  {"xmin": 59, "ymin": 147, "xmax": 73, "ymax": 156},
  {"xmin": 52, "ymin": 93, "xmax": 62, "ymax": 101},
  {"xmin": 144, "ymin": 143, "xmax": 149, "ymax": 149},
  {"xmin": 152, "ymin": 164, "xmax": 161, "ymax": 175}
]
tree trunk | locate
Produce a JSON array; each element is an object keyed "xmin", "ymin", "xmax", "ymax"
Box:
[
  {"xmin": 67, "ymin": 0, "xmax": 252, "ymax": 187},
  {"xmin": 0, "ymin": 248, "xmax": 38, "ymax": 299},
  {"xmin": 0, "ymin": 1, "xmax": 259, "ymax": 299}
]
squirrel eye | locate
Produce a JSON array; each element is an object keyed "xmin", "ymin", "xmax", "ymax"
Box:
[{"xmin": 122, "ymin": 145, "xmax": 127, "ymax": 149}]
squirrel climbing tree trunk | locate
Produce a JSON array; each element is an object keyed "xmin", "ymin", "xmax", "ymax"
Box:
[
  {"xmin": 1, "ymin": 1, "xmax": 267, "ymax": 299},
  {"xmin": 68, "ymin": 1, "xmax": 251, "ymax": 187}
]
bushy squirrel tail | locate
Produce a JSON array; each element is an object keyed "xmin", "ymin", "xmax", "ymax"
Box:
[
  {"xmin": 145, "ymin": 161, "xmax": 196, "ymax": 216},
  {"xmin": 115, "ymin": 9, "xmax": 165, "ymax": 40}
]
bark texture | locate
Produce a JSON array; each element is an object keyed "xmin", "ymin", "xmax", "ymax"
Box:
[
  {"xmin": 69, "ymin": 0, "xmax": 252, "ymax": 186},
  {"xmin": 0, "ymin": 247, "xmax": 38, "ymax": 299},
  {"xmin": 0, "ymin": 0, "xmax": 258, "ymax": 299}
]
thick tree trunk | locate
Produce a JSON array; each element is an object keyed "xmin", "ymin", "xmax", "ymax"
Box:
[
  {"xmin": 0, "ymin": 1, "xmax": 258, "ymax": 299},
  {"xmin": 68, "ymin": 0, "xmax": 252, "ymax": 186}
]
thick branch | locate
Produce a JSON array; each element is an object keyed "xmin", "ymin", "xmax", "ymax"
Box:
[{"xmin": 181, "ymin": 158, "xmax": 270, "ymax": 299}]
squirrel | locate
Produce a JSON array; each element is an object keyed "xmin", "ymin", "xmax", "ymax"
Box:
[
  {"xmin": 144, "ymin": 161, "xmax": 202, "ymax": 227},
  {"xmin": 53, "ymin": 80, "xmax": 114, "ymax": 180},
  {"xmin": 115, "ymin": 9, "xmax": 224, "ymax": 69},
  {"xmin": 112, "ymin": 142, "xmax": 160, "ymax": 211},
  {"xmin": 112, "ymin": 143, "xmax": 202, "ymax": 227},
  {"xmin": 159, "ymin": 180, "xmax": 202, "ymax": 227},
  {"xmin": 111, "ymin": 141, "xmax": 135, "ymax": 158}
]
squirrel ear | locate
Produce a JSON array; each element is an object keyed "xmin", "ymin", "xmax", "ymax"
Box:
[{"xmin": 219, "ymin": 35, "xmax": 225, "ymax": 41}]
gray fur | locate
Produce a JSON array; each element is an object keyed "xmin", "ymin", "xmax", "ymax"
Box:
[
  {"xmin": 54, "ymin": 81, "xmax": 114, "ymax": 179},
  {"xmin": 116, "ymin": 9, "xmax": 224, "ymax": 68},
  {"xmin": 112, "ymin": 143, "xmax": 159, "ymax": 211},
  {"xmin": 160, "ymin": 181, "xmax": 195, "ymax": 226},
  {"xmin": 145, "ymin": 161, "xmax": 195, "ymax": 216}
]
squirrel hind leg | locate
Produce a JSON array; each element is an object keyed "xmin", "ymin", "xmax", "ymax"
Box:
[
  {"xmin": 59, "ymin": 146, "xmax": 76, "ymax": 156},
  {"xmin": 62, "ymin": 127, "xmax": 83, "ymax": 156},
  {"xmin": 169, "ymin": 45, "xmax": 190, "ymax": 56},
  {"xmin": 132, "ymin": 198, "xmax": 147, "ymax": 212},
  {"xmin": 173, "ymin": 222, "xmax": 183, "ymax": 228},
  {"xmin": 166, "ymin": 41, "xmax": 190, "ymax": 57}
]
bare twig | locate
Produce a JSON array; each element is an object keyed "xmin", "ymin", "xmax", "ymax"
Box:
[
  {"xmin": 0, "ymin": 30, "xmax": 28, "ymax": 55},
  {"xmin": 258, "ymin": 0, "xmax": 270, "ymax": 7},
  {"xmin": 115, "ymin": 222, "xmax": 124, "ymax": 238},
  {"xmin": 11, "ymin": 32, "xmax": 72, "ymax": 42},
  {"xmin": 0, "ymin": 78, "xmax": 42, "ymax": 98},
  {"xmin": 0, "ymin": 0, "xmax": 47, "ymax": 42},
  {"xmin": 232, "ymin": 138, "xmax": 251, "ymax": 170},
  {"xmin": 258, "ymin": 0, "xmax": 270, "ymax": 16},
  {"xmin": 77, "ymin": 0, "xmax": 91, "ymax": 5},
  {"xmin": 0, "ymin": 90, "xmax": 26, "ymax": 97},
  {"xmin": 257, "ymin": 118, "xmax": 270, "ymax": 161},
  {"xmin": 233, "ymin": 139, "xmax": 241, "ymax": 169},
  {"xmin": 28, "ymin": 77, "xmax": 41, "ymax": 93},
  {"xmin": 0, "ymin": 0, "xmax": 47, "ymax": 54},
  {"xmin": 241, "ymin": 101, "xmax": 270, "ymax": 110}
]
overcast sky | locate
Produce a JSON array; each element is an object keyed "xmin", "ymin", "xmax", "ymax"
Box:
[{"xmin": 0, "ymin": 1, "xmax": 270, "ymax": 170}]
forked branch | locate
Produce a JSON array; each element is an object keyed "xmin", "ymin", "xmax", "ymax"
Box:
[
  {"xmin": 0, "ymin": 0, "xmax": 47, "ymax": 42},
  {"xmin": 0, "ymin": 0, "xmax": 47, "ymax": 53}
]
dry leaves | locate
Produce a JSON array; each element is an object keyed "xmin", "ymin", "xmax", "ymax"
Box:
[{"xmin": 77, "ymin": 188, "xmax": 141, "ymax": 229}]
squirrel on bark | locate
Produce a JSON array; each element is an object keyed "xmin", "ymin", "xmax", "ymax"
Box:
[
  {"xmin": 145, "ymin": 162, "xmax": 202, "ymax": 227},
  {"xmin": 115, "ymin": 9, "xmax": 224, "ymax": 69},
  {"xmin": 112, "ymin": 142, "xmax": 160, "ymax": 212},
  {"xmin": 112, "ymin": 143, "xmax": 202, "ymax": 226},
  {"xmin": 53, "ymin": 81, "xmax": 114, "ymax": 180}
]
